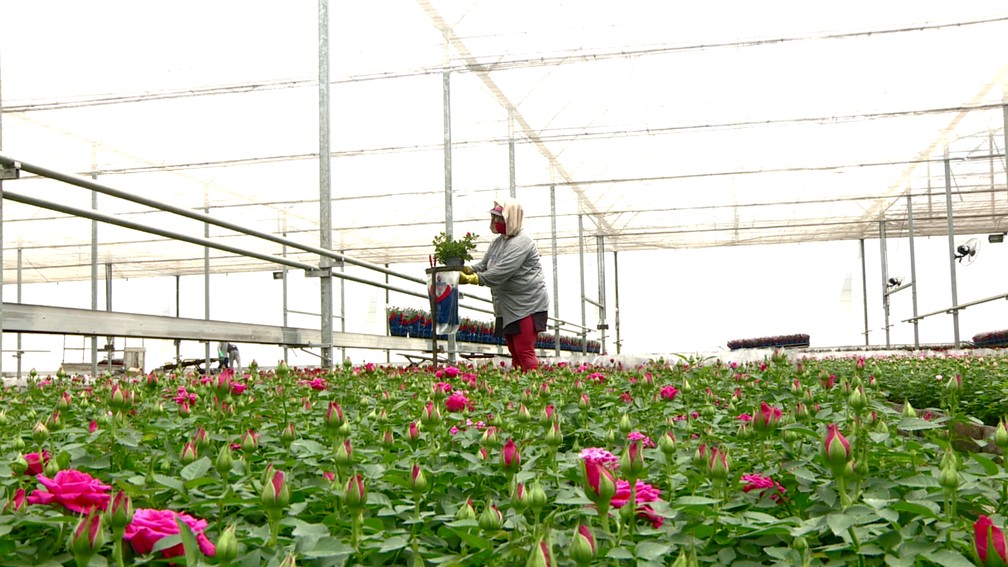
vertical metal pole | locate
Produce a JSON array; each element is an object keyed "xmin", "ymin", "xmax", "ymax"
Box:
[
  {"xmin": 318, "ymin": 0, "xmax": 334, "ymax": 369},
  {"xmin": 15, "ymin": 248, "xmax": 21, "ymax": 379},
  {"xmin": 859, "ymin": 239, "xmax": 869, "ymax": 346},
  {"xmin": 442, "ymin": 68, "xmax": 454, "ymax": 362},
  {"xmin": 1003, "ymin": 101, "xmax": 1008, "ymax": 197},
  {"xmin": 282, "ymin": 223, "xmax": 289, "ymax": 363},
  {"xmin": 175, "ymin": 275, "xmax": 181, "ymax": 364},
  {"xmin": 204, "ymin": 208, "xmax": 211, "ymax": 374},
  {"xmin": 879, "ymin": 221, "xmax": 890, "ymax": 347},
  {"xmin": 384, "ymin": 264, "xmax": 390, "ymax": 364},
  {"xmin": 91, "ymin": 150, "xmax": 99, "ymax": 377},
  {"xmin": 105, "ymin": 262, "xmax": 113, "ymax": 374},
  {"xmin": 944, "ymin": 149, "xmax": 961, "ymax": 347},
  {"xmin": 508, "ymin": 115, "xmax": 516, "ymax": 198},
  {"xmin": 613, "ymin": 251, "xmax": 621, "ymax": 355},
  {"xmin": 907, "ymin": 195, "xmax": 920, "ymax": 347},
  {"xmin": 991, "ymin": 131, "xmax": 996, "ymax": 211},
  {"xmin": 596, "ymin": 234, "xmax": 606, "ymax": 354},
  {"xmin": 550, "ymin": 185, "xmax": 560, "ymax": 357},
  {"xmin": 339, "ymin": 249, "xmax": 346, "ymax": 363},
  {"xmin": 578, "ymin": 214, "xmax": 587, "ymax": 354}
]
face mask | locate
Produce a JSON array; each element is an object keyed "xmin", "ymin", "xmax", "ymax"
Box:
[{"xmin": 494, "ymin": 221, "xmax": 506, "ymax": 234}]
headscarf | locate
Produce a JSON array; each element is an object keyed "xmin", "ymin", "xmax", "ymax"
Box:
[{"xmin": 492, "ymin": 197, "xmax": 524, "ymax": 237}]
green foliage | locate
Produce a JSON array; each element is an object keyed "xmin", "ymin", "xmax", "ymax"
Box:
[
  {"xmin": 432, "ymin": 231, "xmax": 479, "ymax": 265},
  {"xmin": 2, "ymin": 353, "xmax": 1008, "ymax": 565}
]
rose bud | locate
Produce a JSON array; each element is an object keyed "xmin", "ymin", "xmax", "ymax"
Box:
[
  {"xmin": 478, "ymin": 504, "xmax": 503, "ymax": 531},
  {"xmin": 215, "ymin": 444, "xmax": 235, "ymax": 476},
  {"xmin": 32, "ymin": 421, "xmax": 49, "ymax": 444},
  {"xmin": 708, "ymin": 447, "xmax": 729, "ymax": 481},
  {"xmin": 261, "ymin": 469, "xmax": 291, "ymax": 512},
  {"xmin": 106, "ymin": 490, "xmax": 134, "ymax": 533},
  {"xmin": 68, "ymin": 508, "xmax": 105, "ymax": 564},
  {"xmin": 281, "ymin": 422, "xmax": 297, "ymax": 443},
  {"xmin": 619, "ymin": 439, "xmax": 645, "ymax": 481},
  {"xmin": 325, "ymin": 401, "xmax": 345, "ymax": 431},
  {"xmin": 581, "ymin": 458, "xmax": 617, "ymax": 507},
  {"xmin": 511, "ymin": 483, "xmax": 529, "ymax": 513},
  {"xmin": 241, "ymin": 429, "xmax": 259, "ymax": 451},
  {"xmin": 526, "ymin": 536, "xmax": 554, "ymax": 567},
  {"xmin": 455, "ymin": 499, "xmax": 477, "ymax": 521},
  {"xmin": 180, "ymin": 442, "xmax": 198, "ymax": 465},
  {"xmin": 335, "ymin": 439, "xmax": 353, "ymax": 469},
  {"xmin": 279, "ymin": 552, "xmax": 297, "ymax": 567},
  {"xmin": 193, "ymin": 427, "xmax": 211, "ymax": 450},
  {"xmin": 501, "ymin": 439, "xmax": 521, "ymax": 475},
  {"xmin": 344, "ymin": 474, "xmax": 367, "ymax": 514},
  {"xmin": 527, "ymin": 478, "xmax": 547, "ymax": 512},
  {"xmin": 974, "ymin": 515, "xmax": 1008, "ymax": 566},
  {"xmin": 823, "ymin": 423, "xmax": 851, "ymax": 473},
  {"xmin": 216, "ymin": 524, "xmax": 239, "ymax": 563},
  {"xmin": 570, "ymin": 524, "xmax": 597, "ymax": 565},
  {"xmin": 545, "ymin": 420, "xmax": 563, "ymax": 448},
  {"xmin": 407, "ymin": 422, "xmax": 421, "ymax": 446},
  {"xmin": 410, "ymin": 464, "xmax": 428, "ymax": 494}
]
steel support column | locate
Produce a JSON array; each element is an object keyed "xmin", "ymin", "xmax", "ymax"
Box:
[
  {"xmin": 318, "ymin": 0, "xmax": 334, "ymax": 369},
  {"xmin": 944, "ymin": 149, "xmax": 961, "ymax": 347}
]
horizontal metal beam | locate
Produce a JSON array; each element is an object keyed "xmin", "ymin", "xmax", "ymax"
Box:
[
  {"xmin": 3, "ymin": 189, "xmax": 317, "ymax": 272},
  {"xmin": 902, "ymin": 292, "xmax": 1008, "ymax": 323},
  {"xmin": 0, "ymin": 153, "xmax": 425, "ymax": 285},
  {"xmin": 0, "ymin": 302, "xmax": 517, "ymax": 354}
]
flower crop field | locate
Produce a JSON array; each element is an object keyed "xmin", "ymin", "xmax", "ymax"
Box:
[{"xmin": 3, "ymin": 351, "xmax": 1008, "ymax": 566}]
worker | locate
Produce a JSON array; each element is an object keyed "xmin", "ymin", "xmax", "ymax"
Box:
[
  {"xmin": 217, "ymin": 342, "xmax": 241, "ymax": 375},
  {"xmin": 458, "ymin": 197, "xmax": 550, "ymax": 371}
]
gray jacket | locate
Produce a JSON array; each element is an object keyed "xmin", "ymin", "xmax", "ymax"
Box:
[{"xmin": 471, "ymin": 231, "xmax": 550, "ymax": 329}]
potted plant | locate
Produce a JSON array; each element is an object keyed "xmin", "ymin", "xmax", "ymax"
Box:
[{"xmin": 432, "ymin": 231, "xmax": 479, "ymax": 267}]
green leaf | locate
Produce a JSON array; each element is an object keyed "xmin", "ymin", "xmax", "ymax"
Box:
[
  {"xmin": 175, "ymin": 514, "xmax": 202, "ymax": 567},
  {"xmin": 826, "ymin": 512, "xmax": 855, "ymax": 537},
  {"xmin": 634, "ymin": 542, "xmax": 671, "ymax": 560},
  {"xmin": 180, "ymin": 457, "xmax": 212, "ymax": 481},
  {"xmin": 673, "ymin": 496, "xmax": 720, "ymax": 506},
  {"xmin": 922, "ymin": 550, "xmax": 976, "ymax": 567},
  {"xmin": 299, "ymin": 537, "xmax": 354, "ymax": 559},
  {"xmin": 292, "ymin": 521, "xmax": 330, "ymax": 537},
  {"xmin": 897, "ymin": 417, "xmax": 941, "ymax": 431},
  {"xmin": 152, "ymin": 474, "xmax": 184, "ymax": 492},
  {"xmin": 605, "ymin": 547, "xmax": 634, "ymax": 560},
  {"xmin": 379, "ymin": 535, "xmax": 410, "ymax": 553},
  {"xmin": 891, "ymin": 500, "xmax": 939, "ymax": 518},
  {"xmin": 291, "ymin": 439, "xmax": 328, "ymax": 456},
  {"xmin": 448, "ymin": 527, "xmax": 489, "ymax": 549},
  {"xmin": 972, "ymin": 453, "xmax": 1000, "ymax": 476}
]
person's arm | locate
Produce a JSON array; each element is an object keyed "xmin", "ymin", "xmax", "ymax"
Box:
[{"xmin": 470, "ymin": 246, "xmax": 491, "ymax": 273}]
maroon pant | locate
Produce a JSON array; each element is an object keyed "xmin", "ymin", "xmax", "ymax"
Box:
[{"xmin": 505, "ymin": 315, "xmax": 540, "ymax": 372}]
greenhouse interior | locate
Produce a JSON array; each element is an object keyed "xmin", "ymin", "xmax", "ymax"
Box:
[{"xmin": 5, "ymin": 3, "xmax": 1008, "ymax": 566}]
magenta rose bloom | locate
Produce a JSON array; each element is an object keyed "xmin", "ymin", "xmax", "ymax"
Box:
[
  {"xmin": 27, "ymin": 469, "xmax": 111, "ymax": 513},
  {"xmin": 124, "ymin": 508, "xmax": 216, "ymax": 558},
  {"xmin": 445, "ymin": 392, "xmax": 470, "ymax": 413},
  {"xmin": 610, "ymin": 479, "xmax": 663, "ymax": 528},
  {"xmin": 23, "ymin": 450, "xmax": 51, "ymax": 476}
]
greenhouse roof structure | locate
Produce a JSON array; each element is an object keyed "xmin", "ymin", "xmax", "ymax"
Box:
[{"xmin": 1, "ymin": 1, "xmax": 1007, "ymax": 285}]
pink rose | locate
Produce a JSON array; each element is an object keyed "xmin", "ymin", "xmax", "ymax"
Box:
[
  {"xmin": 23, "ymin": 450, "xmax": 50, "ymax": 476},
  {"xmin": 445, "ymin": 392, "xmax": 470, "ymax": 413},
  {"xmin": 27, "ymin": 469, "xmax": 110, "ymax": 513},
  {"xmin": 124, "ymin": 508, "xmax": 216, "ymax": 558}
]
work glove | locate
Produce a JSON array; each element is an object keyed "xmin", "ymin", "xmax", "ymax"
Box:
[
  {"xmin": 458, "ymin": 272, "xmax": 480, "ymax": 285},
  {"xmin": 461, "ymin": 265, "xmax": 475, "ymax": 275}
]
